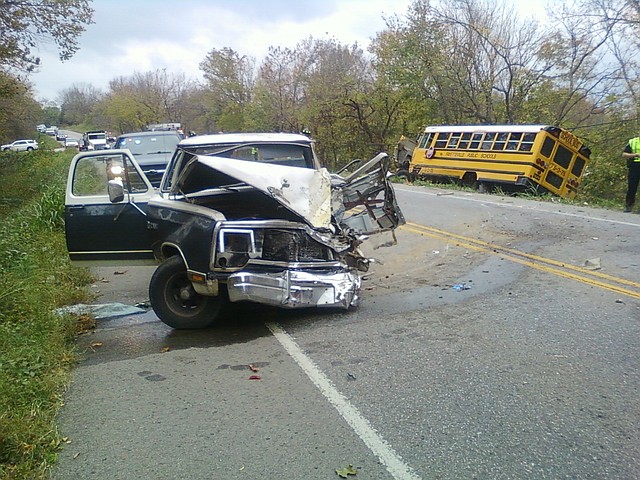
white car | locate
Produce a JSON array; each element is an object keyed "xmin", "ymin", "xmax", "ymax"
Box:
[
  {"xmin": 1, "ymin": 139, "xmax": 39, "ymax": 152},
  {"xmin": 65, "ymin": 138, "xmax": 79, "ymax": 149}
]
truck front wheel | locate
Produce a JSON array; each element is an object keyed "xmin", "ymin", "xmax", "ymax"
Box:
[{"xmin": 149, "ymin": 256, "xmax": 225, "ymax": 329}]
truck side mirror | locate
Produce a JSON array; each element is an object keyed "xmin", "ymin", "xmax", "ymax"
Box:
[{"xmin": 108, "ymin": 180, "xmax": 125, "ymax": 203}]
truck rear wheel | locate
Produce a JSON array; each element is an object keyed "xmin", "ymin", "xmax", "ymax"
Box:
[{"xmin": 149, "ymin": 256, "xmax": 225, "ymax": 329}]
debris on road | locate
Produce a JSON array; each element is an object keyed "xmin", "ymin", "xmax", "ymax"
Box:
[
  {"xmin": 583, "ymin": 257, "xmax": 601, "ymax": 270},
  {"xmin": 54, "ymin": 302, "xmax": 147, "ymax": 319},
  {"xmin": 336, "ymin": 464, "xmax": 358, "ymax": 477}
]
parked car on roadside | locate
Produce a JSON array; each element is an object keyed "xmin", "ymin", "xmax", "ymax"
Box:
[
  {"xmin": 1, "ymin": 139, "xmax": 39, "ymax": 152},
  {"xmin": 64, "ymin": 132, "xmax": 405, "ymax": 329},
  {"xmin": 112, "ymin": 130, "xmax": 183, "ymax": 187},
  {"xmin": 45, "ymin": 127, "xmax": 58, "ymax": 136},
  {"xmin": 36, "ymin": 124, "xmax": 47, "ymax": 133}
]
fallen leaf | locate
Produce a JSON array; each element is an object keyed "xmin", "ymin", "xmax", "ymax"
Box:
[
  {"xmin": 248, "ymin": 364, "xmax": 259, "ymax": 372},
  {"xmin": 90, "ymin": 342, "xmax": 103, "ymax": 348},
  {"xmin": 114, "ymin": 271, "xmax": 127, "ymax": 275},
  {"xmin": 248, "ymin": 375, "xmax": 261, "ymax": 380},
  {"xmin": 161, "ymin": 347, "xmax": 170, "ymax": 353},
  {"xmin": 336, "ymin": 465, "xmax": 358, "ymax": 478}
]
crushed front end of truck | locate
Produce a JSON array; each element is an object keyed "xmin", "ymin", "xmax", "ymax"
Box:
[{"xmin": 174, "ymin": 152, "xmax": 405, "ymax": 310}]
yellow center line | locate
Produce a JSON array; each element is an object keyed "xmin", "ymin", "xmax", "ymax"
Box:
[
  {"xmin": 401, "ymin": 222, "xmax": 640, "ymax": 300},
  {"xmin": 407, "ymin": 221, "xmax": 640, "ymax": 288}
]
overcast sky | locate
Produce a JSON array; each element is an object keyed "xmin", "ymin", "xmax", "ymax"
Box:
[
  {"xmin": 29, "ymin": 0, "xmax": 413, "ymax": 102},
  {"xmin": 29, "ymin": 0, "xmax": 545, "ymax": 103}
]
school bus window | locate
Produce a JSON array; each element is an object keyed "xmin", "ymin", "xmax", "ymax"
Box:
[
  {"xmin": 546, "ymin": 170, "xmax": 563, "ymax": 189},
  {"xmin": 435, "ymin": 133, "xmax": 449, "ymax": 149},
  {"xmin": 506, "ymin": 132, "xmax": 521, "ymax": 150},
  {"xmin": 481, "ymin": 132, "xmax": 496, "ymax": 150},
  {"xmin": 494, "ymin": 132, "xmax": 509, "ymax": 150},
  {"xmin": 519, "ymin": 133, "xmax": 536, "ymax": 152},
  {"xmin": 553, "ymin": 144, "xmax": 572, "ymax": 169},
  {"xmin": 458, "ymin": 132, "xmax": 472, "ymax": 149},
  {"xmin": 572, "ymin": 156, "xmax": 586, "ymax": 177},
  {"xmin": 448, "ymin": 133, "xmax": 462, "ymax": 148},
  {"xmin": 467, "ymin": 133, "xmax": 481, "ymax": 149},
  {"xmin": 418, "ymin": 133, "xmax": 433, "ymax": 149},
  {"xmin": 541, "ymin": 137, "xmax": 555, "ymax": 157}
]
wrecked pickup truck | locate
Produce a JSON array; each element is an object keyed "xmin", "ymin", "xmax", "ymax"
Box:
[{"xmin": 65, "ymin": 133, "xmax": 405, "ymax": 329}]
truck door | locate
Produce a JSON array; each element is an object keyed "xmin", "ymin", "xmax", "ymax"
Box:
[
  {"xmin": 337, "ymin": 153, "xmax": 406, "ymax": 234},
  {"xmin": 65, "ymin": 150, "xmax": 157, "ymax": 265}
]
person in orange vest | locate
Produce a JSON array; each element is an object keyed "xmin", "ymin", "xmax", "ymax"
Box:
[{"xmin": 622, "ymin": 136, "xmax": 640, "ymax": 212}]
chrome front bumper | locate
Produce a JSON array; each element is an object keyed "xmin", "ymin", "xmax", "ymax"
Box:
[{"xmin": 226, "ymin": 269, "xmax": 361, "ymax": 309}]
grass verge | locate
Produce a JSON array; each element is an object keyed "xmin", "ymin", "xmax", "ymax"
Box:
[{"xmin": 0, "ymin": 147, "xmax": 94, "ymax": 480}]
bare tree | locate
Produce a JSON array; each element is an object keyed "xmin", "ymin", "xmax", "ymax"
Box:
[
  {"xmin": 58, "ymin": 83, "xmax": 104, "ymax": 126},
  {"xmin": 100, "ymin": 69, "xmax": 198, "ymax": 133},
  {"xmin": 254, "ymin": 45, "xmax": 308, "ymax": 132}
]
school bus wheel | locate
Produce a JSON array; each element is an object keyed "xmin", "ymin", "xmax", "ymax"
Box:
[{"xmin": 461, "ymin": 172, "xmax": 477, "ymax": 188}]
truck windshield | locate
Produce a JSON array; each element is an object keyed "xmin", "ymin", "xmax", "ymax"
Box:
[
  {"xmin": 115, "ymin": 135, "xmax": 180, "ymax": 156},
  {"xmin": 186, "ymin": 143, "xmax": 314, "ymax": 169}
]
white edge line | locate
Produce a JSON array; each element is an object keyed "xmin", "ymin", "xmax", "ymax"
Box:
[
  {"xmin": 266, "ymin": 321, "xmax": 421, "ymax": 480},
  {"xmin": 395, "ymin": 186, "xmax": 640, "ymax": 227}
]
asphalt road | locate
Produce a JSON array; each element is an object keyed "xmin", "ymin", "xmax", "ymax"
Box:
[{"xmin": 51, "ymin": 185, "xmax": 640, "ymax": 479}]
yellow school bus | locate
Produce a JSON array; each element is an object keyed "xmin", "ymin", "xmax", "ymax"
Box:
[{"xmin": 399, "ymin": 125, "xmax": 591, "ymax": 199}]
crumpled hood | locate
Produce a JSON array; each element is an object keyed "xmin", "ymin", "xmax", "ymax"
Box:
[
  {"xmin": 178, "ymin": 155, "xmax": 334, "ymax": 229},
  {"xmin": 175, "ymin": 152, "xmax": 405, "ymax": 239}
]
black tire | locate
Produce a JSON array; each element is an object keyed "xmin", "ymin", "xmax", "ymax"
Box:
[
  {"xmin": 149, "ymin": 255, "xmax": 225, "ymax": 329},
  {"xmin": 26, "ymin": 147, "xmax": 33, "ymax": 151}
]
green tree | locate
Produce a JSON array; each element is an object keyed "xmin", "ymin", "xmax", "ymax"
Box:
[
  {"xmin": 199, "ymin": 47, "xmax": 255, "ymax": 132},
  {"xmin": 0, "ymin": 0, "xmax": 94, "ymax": 71},
  {"xmin": 0, "ymin": 71, "xmax": 40, "ymax": 142},
  {"xmin": 41, "ymin": 101, "xmax": 61, "ymax": 128}
]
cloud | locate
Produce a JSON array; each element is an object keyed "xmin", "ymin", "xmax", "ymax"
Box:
[{"xmin": 29, "ymin": 0, "xmax": 411, "ymax": 102}]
